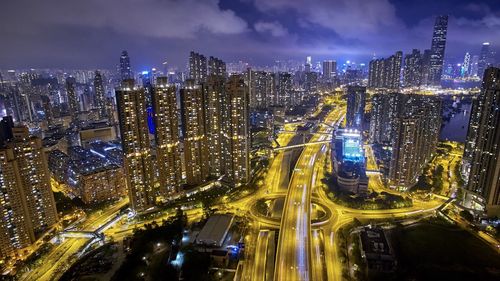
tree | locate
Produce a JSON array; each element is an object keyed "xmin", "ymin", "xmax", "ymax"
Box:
[{"xmin": 460, "ymin": 210, "xmax": 474, "ymax": 222}]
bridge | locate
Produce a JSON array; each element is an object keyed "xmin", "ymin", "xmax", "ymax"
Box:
[
  {"xmin": 58, "ymin": 207, "xmax": 129, "ymax": 241},
  {"xmin": 273, "ymin": 140, "xmax": 331, "ymax": 151}
]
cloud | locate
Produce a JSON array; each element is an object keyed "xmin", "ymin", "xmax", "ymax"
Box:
[
  {"xmin": 252, "ymin": 0, "xmax": 403, "ymax": 38},
  {"xmin": 0, "ymin": 0, "xmax": 248, "ymax": 39},
  {"xmin": 254, "ymin": 21, "xmax": 288, "ymax": 36}
]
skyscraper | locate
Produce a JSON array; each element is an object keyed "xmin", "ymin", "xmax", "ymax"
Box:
[
  {"xmin": 94, "ymin": 70, "xmax": 107, "ymax": 119},
  {"xmin": 152, "ymin": 77, "xmax": 182, "ymax": 195},
  {"xmin": 322, "ymin": 60, "xmax": 337, "ymax": 80},
  {"xmin": 224, "ymin": 75, "xmax": 250, "ymax": 185},
  {"xmin": 403, "ymin": 49, "xmax": 422, "ymax": 87},
  {"xmin": 462, "ymin": 52, "xmax": 471, "ymax": 77},
  {"xmin": 275, "ymin": 72, "xmax": 292, "ymax": 107},
  {"xmin": 116, "ymin": 79, "xmax": 155, "ymax": 212},
  {"xmin": 0, "ymin": 121, "xmax": 58, "ymax": 257},
  {"xmin": 477, "ymin": 42, "xmax": 494, "ymax": 78},
  {"xmin": 387, "ymin": 94, "xmax": 441, "ymax": 190},
  {"xmin": 463, "ymin": 67, "xmax": 500, "ymax": 215},
  {"xmin": 346, "ymin": 86, "xmax": 366, "ymax": 129},
  {"xmin": 428, "ymin": 15, "xmax": 448, "ymax": 86},
  {"xmin": 208, "ymin": 56, "xmax": 226, "ymax": 78},
  {"xmin": 11, "ymin": 127, "xmax": 59, "ymax": 233},
  {"xmin": 66, "ymin": 77, "xmax": 79, "ymax": 122},
  {"xmin": 368, "ymin": 51, "xmax": 402, "ymax": 89},
  {"xmin": 180, "ymin": 79, "xmax": 209, "ymax": 186},
  {"xmin": 204, "ymin": 75, "xmax": 226, "ymax": 178},
  {"xmin": 119, "ymin": 50, "xmax": 132, "ymax": 81},
  {"xmin": 189, "ymin": 51, "xmax": 208, "ymax": 84}
]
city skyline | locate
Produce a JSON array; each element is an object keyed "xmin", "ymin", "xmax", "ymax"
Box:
[
  {"xmin": 0, "ymin": 1, "xmax": 500, "ymax": 280},
  {"xmin": 0, "ymin": 0, "xmax": 499, "ymax": 69}
]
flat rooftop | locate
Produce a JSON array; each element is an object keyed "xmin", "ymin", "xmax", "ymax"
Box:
[{"xmin": 196, "ymin": 214, "xmax": 233, "ymax": 247}]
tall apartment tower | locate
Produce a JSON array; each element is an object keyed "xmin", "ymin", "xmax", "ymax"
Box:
[
  {"xmin": 275, "ymin": 72, "xmax": 292, "ymax": 107},
  {"xmin": 120, "ymin": 50, "xmax": 132, "ymax": 81},
  {"xmin": 152, "ymin": 77, "xmax": 182, "ymax": 194},
  {"xmin": 204, "ymin": 75, "xmax": 227, "ymax": 178},
  {"xmin": 116, "ymin": 79, "xmax": 155, "ymax": 212},
  {"xmin": 346, "ymin": 86, "xmax": 366, "ymax": 130},
  {"xmin": 66, "ymin": 77, "xmax": 79, "ymax": 122},
  {"xmin": 369, "ymin": 93, "xmax": 403, "ymax": 144},
  {"xmin": 368, "ymin": 51, "xmax": 402, "ymax": 89},
  {"xmin": 247, "ymin": 70, "xmax": 274, "ymax": 109},
  {"xmin": 403, "ymin": 49, "xmax": 422, "ymax": 87},
  {"xmin": 0, "ymin": 122, "xmax": 58, "ymax": 258},
  {"xmin": 387, "ymin": 94, "xmax": 442, "ymax": 190},
  {"xmin": 189, "ymin": 52, "xmax": 208, "ymax": 84},
  {"xmin": 225, "ymin": 75, "xmax": 250, "ymax": 185},
  {"xmin": 94, "ymin": 70, "xmax": 107, "ymax": 119},
  {"xmin": 463, "ymin": 67, "xmax": 500, "ymax": 215},
  {"xmin": 428, "ymin": 15, "xmax": 448, "ymax": 86},
  {"xmin": 208, "ymin": 56, "xmax": 226, "ymax": 78},
  {"xmin": 180, "ymin": 79, "xmax": 209, "ymax": 186}
]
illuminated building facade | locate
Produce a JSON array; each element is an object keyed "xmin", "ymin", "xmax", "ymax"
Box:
[
  {"xmin": 93, "ymin": 70, "xmax": 107, "ymax": 119},
  {"xmin": 225, "ymin": 75, "xmax": 250, "ymax": 185},
  {"xmin": 463, "ymin": 67, "xmax": 500, "ymax": 215},
  {"xmin": 152, "ymin": 77, "xmax": 182, "ymax": 194},
  {"xmin": 180, "ymin": 79, "xmax": 209, "ymax": 186},
  {"xmin": 346, "ymin": 86, "xmax": 366, "ymax": 130},
  {"xmin": 0, "ymin": 122, "xmax": 58, "ymax": 257},
  {"xmin": 331, "ymin": 129, "xmax": 369, "ymax": 194},
  {"xmin": 189, "ymin": 51, "xmax": 207, "ymax": 84},
  {"xmin": 116, "ymin": 79, "xmax": 155, "ymax": 212},
  {"xmin": 428, "ymin": 15, "xmax": 448, "ymax": 86}
]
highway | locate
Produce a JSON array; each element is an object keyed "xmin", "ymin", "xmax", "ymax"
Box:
[
  {"xmin": 274, "ymin": 107, "xmax": 343, "ymax": 281},
  {"xmin": 20, "ymin": 199, "xmax": 128, "ymax": 281}
]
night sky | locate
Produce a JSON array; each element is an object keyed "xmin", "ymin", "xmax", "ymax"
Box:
[{"xmin": 1, "ymin": 0, "xmax": 499, "ymax": 69}]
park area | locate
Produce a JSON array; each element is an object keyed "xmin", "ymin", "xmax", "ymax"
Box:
[{"xmin": 388, "ymin": 219, "xmax": 500, "ymax": 281}]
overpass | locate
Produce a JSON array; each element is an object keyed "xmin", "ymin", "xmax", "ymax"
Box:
[
  {"xmin": 280, "ymin": 130, "xmax": 332, "ymax": 136},
  {"xmin": 58, "ymin": 207, "xmax": 130, "ymax": 240},
  {"xmin": 273, "ymin": 140, "xmax": 331, "ymax": 151}
]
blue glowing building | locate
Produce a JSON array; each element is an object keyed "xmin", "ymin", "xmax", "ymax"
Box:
[{"xmin": 331, "ymin": 129, "xmax": 368, "ymax": 194}]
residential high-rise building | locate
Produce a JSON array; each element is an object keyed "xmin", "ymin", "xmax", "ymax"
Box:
[
  {"xmin": 152, "ymin": 77, "xmax": 182, "ymax": 194},
  {"xmin": 0, "ymin": 122, "xmax": 58, "ymax": 257},
  {"xmin": 0, "ymin": 146, "xmax": 35, "ymax": 257},
  {"xmin": 116, "ymin": 79, "xmax": 155, "ymax": 212},
  {"xmin": 119, "ymin": 50, "xmax": 132, "ymax": 81},
  {"xmin": 346, "ymin": 86, "xmax": 366, "ymax": 129},
  {"xmin": 369, "ymin": 93, "xmax": 402, "ymax": 144},
  {"xmin": 204, "ymin": 75, "xmax": 227, "ymax": 178},
  {"xmin": 322, "ymin": 60, "xmax": 337, "ymax": 80},
  {"xmin": 208, "ymin": 56, "xmax": 226, "ymax": 78},
  {"xmin": 180, "ymin": 79, "xmax": 209, "ymax": 186},
  {"xmin": 189, "ymin": 51, "xmax": 208, "ymax": 84},
  {"xmin": 94, "ymin": 70, "xmax": 107, "ymax": 119},
  {"xmin": 463, "ymin": 67, "xmax": 500, "ymax": 215},
  {"xmin": 368, "ymin": 51, "xmax": 402, "ymax": 89},
  {"xmin": 66, "ymin": 77, "xmax": 79, "ymax": 122},
  {"xmin": 477, "ymin": 42, "xmax": 494, "ymax": 78},
  {"xmin": 420, "ymin": 49, "xmax": 432, "ymax": 85},
  {"xmin": 403, "ymin": 49, "xmax": 422, "ymax": 87},
  {"xmin": 275, "ymin": 72, "xmax": 292, "ymax": 107},
  {"xmin": 224, "ymin": 75, "xmax": 250, "ymax": 185},
  {"xmin": 428, "ymin": 15, "xmax": 448, "ymax": 86},
  {"xmin": 387, "ymin": 94, "xmax": 441, "ymax": 190},
  {"xmin": 247, "ymin": 69, "xmax": 275, "ymax": 109}
]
